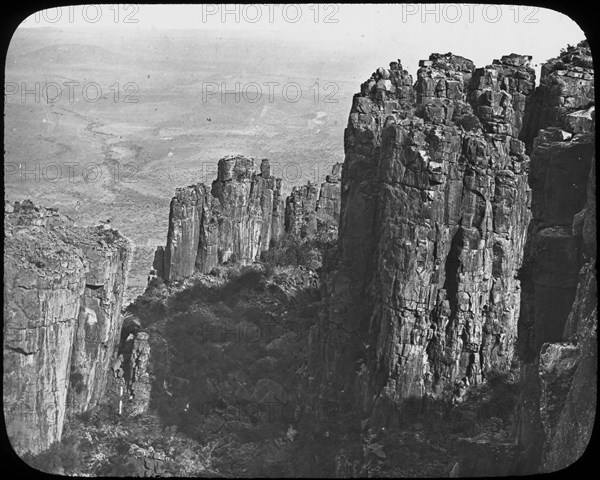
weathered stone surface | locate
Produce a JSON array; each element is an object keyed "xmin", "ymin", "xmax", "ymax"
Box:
[
  {"xmin": 537, "ymin": 154, "xmax": 596, "ymax": 472},
  {"xmin": 516, "ymin": 40, "xmax": 595, "ymax": 473},
  {"xmin": 3, "ymin": 200, "xmax": 132, "ymax": 455},
  {"xmin": 306, "ymin": 52, "xmax": 534, "ymax": 429},
  {"xmin": 67, "ymin": 235, "xmax": 132, "ymax": 417},
  {"xmin": 158, "ymin": 157, "xmax": 341, "ymax": 281},
  {"xmin": 469, "ymin": 54, "xmax": 536, "ymax": 137},
  {"xmin": 565, "ymin": 105, "xmax": 595, "ymax": 134},
  {"xmin": 123, "ymin": 330, "xmax": 152, "ymax": 415},
  {"xmin": 162, "ymin": 184, "xmax": 204, "ymax": 280},
  {"xmin": 152, "ymin": 246, "xmax": 165, "ymax": 280},
  {"xmin": 285, "ymin": 182, "xmax": 319, "ymax": 238},
  {"xmin": 540, "ymin": 260, "xmax": 596, "ymax": 472},
  {"xmin": 317, "ymin": 163, "xmax": 343, "ymax": 224},
  {"xmin": 285, "ymin": 164, "xmax": 342, "ymax": 238},
  {"xmin": 520, "ymin": 40, "xmax": 594, "ymax": 152},
  {"xmin": 516, "ymin": 130, "xmax": 592, "ymax": 364},
  {"xmin": 271, "ymin": 177, "xmax": 286, "ymax": 245},
  {"xmin": 157, "ymin": 155, "xmax": 284, "ymax": 280},
  {"xmin": 415, "ymin": 53, "xmax": 474, "ymax": 125},
  {"xmin": 106, "ymin": 316, "xmax": 158, "ymax": 418},
  {"xmin": 210, "ymin": 156, "xmax": 278, "ymax": 262}
]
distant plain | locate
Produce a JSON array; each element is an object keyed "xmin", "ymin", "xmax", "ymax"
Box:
[{"xmin": 5, "ymin": 28, "xmax": 364, "ymax": 301}]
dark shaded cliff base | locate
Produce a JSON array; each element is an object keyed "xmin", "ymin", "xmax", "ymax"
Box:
[{"xmin": 21, "ymin": 261, "xmax": 523, "ymax": 477}]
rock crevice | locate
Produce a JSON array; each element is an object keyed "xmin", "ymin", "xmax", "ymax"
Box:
[{"xmin": 515, "ymin": 40, "xmax": 595, "ymax": 473}]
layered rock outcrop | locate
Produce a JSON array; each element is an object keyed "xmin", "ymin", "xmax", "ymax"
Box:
[
  {"xmin": 306, "ymin": 52, "xmax": 537, "ymax": 428},
  {"xmin": 156, "ymin": 157, "xmax": 342, "ymax": 281},
  {"xmin": 285, "ymin": 182, "xmax": 319, "ymax": 238},
  {"xmin": 3, "ymin": 200, "xmax": 132, "ymax": 455},
  {"xmin": 155, "ymin": 156, "xmax": 285, "ymax": 281},
  {"xmin": 515, "ymin": 40, "xmax": 595, "ymax": 472},
  {"xmin": 468, "ymin": 53, "xmax": 535, "ymax": 137},
  {"xmin": 285, "ymin": 163, "xmax": 342, "ymax": 238},
  {"xmin": 520, "ymin": 41, "xmax": 594, "ymax": 151}
]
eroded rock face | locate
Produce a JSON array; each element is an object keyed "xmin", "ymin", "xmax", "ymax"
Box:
[
  {"xmin": 3, "ymin": 201, "xmax": 132, "ymax": 455},
  {"xmin": 157, "ymin": 156, "xmax": 284, "ymax": 280},
  {"xmin": 468, "ymin": 54, "xmax": 535, "ymax": 137},
  {"xmin": 520, "ymin": 41, "xmax": 594, "ymax": 151},
  {"xmin": 317, "ymin": 163, "xmax": 343, "ymax": 225},
  {"xmin": 285, "ymin": 164, "xmax": 342, "ymax": 238},
  {"xmin": 157, "ymin": 157, "xmax": 342, "ymax": 280},
  {"xmin": 108, "ymin": 324, "xmax": 152, "ymax": 417},
  {"xmin": 515, "ymin": 39, "xmax": 595, "ymax": 473},
  {"xmin": 540, "ymin": 259, "xmax": 596, "ymax": 472},
  {"xmin": 285, "ymin": 182, "xmax": 319, "ymax": 238},
  {"xmin": 517, "ymin": 133, "xmax": 593, "ymax": 361},
  {"xmin": 536, "ymin": 162, "xmax": 596, "ymax": 472},
  {"xmin": 306, "ymin": 53, "xmax": 534, "ymax": 427}
]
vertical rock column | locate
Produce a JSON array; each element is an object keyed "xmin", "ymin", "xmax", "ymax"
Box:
[
  {"xmin": 281, "ymin": 163, "xmax": 343, "ymax": 239},
  {"xmin": 157, "ymin": 155, "xmax": 284, "ymax": 281},
  {"xmin": 306, "ymin": 53, "xmax": 534, "ymax": 430},
  {"xmin": 271, "ymin": 176, "xmax": 285, "ymax": 246},
  {"xmin": 162, "ymin": 185, "xmax": 204, "ymax": 281},
  {"xmin": 316, "ymin": 163, "xmax": 343, "ymax": 226},
  {"xmin": 285, "ymin": 182, "xmax": 320, "ymax": 238}
]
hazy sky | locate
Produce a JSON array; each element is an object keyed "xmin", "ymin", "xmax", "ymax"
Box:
[{"xmin": 18, "ymin": 4, "xmax": 587, "ymax": 82}]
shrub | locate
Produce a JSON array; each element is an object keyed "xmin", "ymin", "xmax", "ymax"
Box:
[
  {"xmin": 21, "ymin": 439, "xmax": 83, "ymax": 475},
  {"xmin": 264, "ymin": 224, "xmax": 337, "ymax": 269},
  {"xmin": 126, "ymin": 282, "xmax": 168, "ymax": 326}
]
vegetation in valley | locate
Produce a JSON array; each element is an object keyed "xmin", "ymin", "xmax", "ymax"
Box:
[{"xmin": 21, "ymin": 230, "xmax": 523, "ymax": 477}]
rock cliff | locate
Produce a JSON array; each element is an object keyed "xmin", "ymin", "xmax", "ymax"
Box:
[
  {"xmin": 3, "ymin": 200, "xmax": 132, "ymax": 455},
  {"xmin": 285, "ymin": 163, "xmax": 342, "ymax": 238},
  {"xmin": 107, "ymin": 319, "xmax": 153, "ymax": 417},
  {"xmin": 515, "ymin": 40, "xmax": 595, "ymax": 472},
  {"xmin": 520, "ymin": 41, "xmax": 594, "ymax": 152},
  {"xmin": 156, "ymin": 156, "xmax": 342, "ymax": 281},
  {"xmin": 155, "ymin": 155, "xmax": 283, "ymax": 281},
  {"xmin": 285, "ymin": 182, "xmax": 319, "ymax": 238},
  {"xmin": 306, "ymin": 52, "xmax": 538, "ymax": 428}
]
